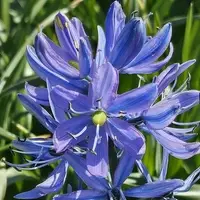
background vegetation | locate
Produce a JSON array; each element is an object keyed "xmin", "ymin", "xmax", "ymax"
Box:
[{"xmin": 1, "ymin": 0, "xmax": 200, "ymax": 199}]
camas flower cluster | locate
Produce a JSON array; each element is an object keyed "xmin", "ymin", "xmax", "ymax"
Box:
[{"xmin": 4, "ymin": 1, "xmax": 200, "ymax": 199}]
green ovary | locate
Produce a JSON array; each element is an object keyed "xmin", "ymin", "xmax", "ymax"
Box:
[{"xmin": 92, "ymin": 111, "xmax": 107, "ymax": 126}]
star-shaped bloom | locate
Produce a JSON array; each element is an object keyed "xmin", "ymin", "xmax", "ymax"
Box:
[
  {"xmin": 51, "ymin": 61, "xmax": 157, "ymax": 177},
  {"xmin": 128, "ymin": 60, "xmax": 200, "ymax": 159},
  {"xmin": 97, "ymin": 1, "xmax": 173, "ymax": 74}
]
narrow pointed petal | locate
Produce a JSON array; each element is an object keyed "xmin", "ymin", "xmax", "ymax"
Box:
[
  {"xmin": 54, "ymin": 13, "xmax": 79, "ymax": 59},
  {"xmin": 175, "ymin": 167, "xmax": 200, "ymax": 192},
  {"xmin": 87, "ymin": 127, "xmax": 108, "ymax": 177},
  {"xmin": 15, "ymin": 161, "xmax": 68, "ymax": 199},
  {"xmin": 18, "ymin": 94, "xmax": 58, "ymax": 133},
  {"xmin": 109, "ymin": 17, "xmax": 146, "ymax": 69},
  {"xmin": 26, "ymin": 46, "xmax": 88, "ymax": 93},
  {"xmin": 71, "ymin": 17, "xmax": 92, "ymax": 51},
  {"xmin": 164, "ymin": 127, "xmax": 197, "ymax": 141},
  {"xmin": 53, "ymin": 116, "xmax": 91, "ymax": 152},
  {"xmin": 47, "ymin": 79, "xmax": 66, "ymax": 123},
  {"xmin": 169, "ymin": 91, "xmax": 200, "ymax": 113},
  {"xmin": 149, "ymin": 128, "xmax": 200, "ymax": 159},
  {"xmin": 79, "ymin": 38, "xmax": 92, "ymax": 78},
  {"xmin": 177, "ymin": 59, "xmax": 196, "ymax": 77},
  {"xmin": 105, "ymin": 1, "xmax": 126, "ymax": 57},
  {"xmin": 155, "ymin": 63, "xmax": 179, "ymax": 95},
  {"xmin": 51, "ymin": 85, "xmax": 91, "ymax": 112},
  {"xmin": 53, "ymin": 190, "xmax": 107, "ymax": 200},
  {"xmin": 113, "ymin": 151, "xmax": 136, "ymax": 187},
  {"xmin": 106, "ymin": 118, "xmax": 145, "ymax": 156},
  {"xmin": 143, "ymin": 100, "xmax": 180, "ymax": 129},
  {"xmin": 95, "ymin": 26, "xmax": 106, "ymax": 67},
  {"xmin": 108, "ymin": 83, "xmax": 157, "ymax": 115},
  {"xmin": 64, "ymin": 152, "xmax": 109, "ymax": 191},
  {"xmin": 122, "ymin": 43, "xmax": 173, "ymax": 74},
  {"xmin": 89, "ymin": 62, "xmax": 119, "ymax": 109},
  {"xmin": 124, "ymin": 23, "xmax": 172, "ymax": 69},
  {"xmin": 35, "ymin": 33, "xmax": 80, "ymax": 79},
  {"xmin": 25, "ymin": 82, "xmax": 49, "ymax": 106},
  {"xmin": 124, "ymin": 179, "xmax": 184, "ymax": 198}
]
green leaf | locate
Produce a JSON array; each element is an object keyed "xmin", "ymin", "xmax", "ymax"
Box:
[
  {"xmin": 182, "ymin": 3, "xmax": 193, "ymax": 62},
  {"xmin": 6, "ymin": 167, "xmax": 39, "ymax": 186},
  {"xmin": 0, "ymin": 126, "xmax": 17, "ymax": 141},
  {"xmin": 0, "ymin": 169, "xmax": 7, "ymax": 200}
]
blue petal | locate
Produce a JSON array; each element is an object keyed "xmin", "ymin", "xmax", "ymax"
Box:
[
  {"xmin": 155, "ymin": 63, "xmax": 179, "ymax": 95},
  {"xmin": 113, "ymin": 151, "xmax": 136, "ymax": 187},
  {"xmin": 79, "ymin": 38, "xmax": 92, "ymax": 78},
  {"xmin": 25, "ymin": 82, "xmax": 49, "ymax": 106},
  {"xmin": 169, "ymin": 90, "xmax": 200, "ymax": 113},
  {"xmin": 105, "ymin": 1, "xmax": 125, "ymax": 57},
  {"xmin": 124, "ymin": 179, "xmax": 184, "ymax": 198},
  {"xmin": 18, "ymin": 94, "xmax": 58, "ymax": 133},
  {"xmin": 156, "ymin": 60, "xmax": 196, "ymax": 95},
  {"xmin": 26, "ymin": 46, "xmax": 88, "ymax": 93},
  {"xmin": 89, "ymin": 62, "xmax": 119, "ymax": 109},
  {"xmin": 164, "ymin": 127, "xmax": 197, "ymax": 141},
  {"xmin": 35, "ymin": 33, "xmax": 80, "ymax": 79},
  {"xmin": 176, "ymin": 59, "xmax": 196, "ymax": 77},
  {"xmin": 54, "ymin": 13, "xmax": 79, "ymax": 60},
  {"xmin": 51, "ymin": 85, "xmax": 91, "ymax": 112},
  {"xmin": 53, "ymin": 190, "xmax": 107, "ymax": 200},
  {"xmin": 107, "ymin": 83, "xmax": 157, "ymax": 115},
  {"xmin": 124, "ymin": 23, "xmax": 172, "ymax": 70},
  {"xmin": 87, "ymin": 126, "xmax": 109, "ymax": 177},
  {"xmin": 53, "ymin": 116, "xmax": 91, "ymax": 153},
  {"xmin": 15, "ymin": 160, "xmax": 68, "ymax": 199},
  {"xmin": 148, "ymin": 128, "xmax": 200, "ymax": 159},
  {"xmin": 64, "ymin": 152, "xmax": 109, "ymax": 191},
  {"xmin": 143, "ymin": 99, "xmax": 180, "ymax": 129},
  {"xmin": 71, "ymin": 17, "xmax": 92, "ymax": 51},
  {"xmin": 47, "ymin": 79, "xmax": 66, "ymax": 123},
  {"xmin": 122, "ymin": 42, "xmax": 173, "ymax": 74},
  {"xmin": 109, "ymin": 17, "xmax": 146, "ymax": 69},
  {"xmin": 106, "ymin": 118, "xmax": 145, "ymax": 156},
  {"xmin": 95, "ymin": 26, "xmax": 106, "ymax": 67}
]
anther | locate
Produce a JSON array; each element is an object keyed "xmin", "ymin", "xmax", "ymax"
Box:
[{"xmin": 18, "ymin": 137, "xmax": 26, "ymax": 142}]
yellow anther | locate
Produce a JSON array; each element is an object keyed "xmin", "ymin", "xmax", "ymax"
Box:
[
  {"xmin": 92, "ymin": 111, "xmax": 107, "ymax": 126},
  {"xmin": 55, "ymin": 16, "xmax": 64, "ymax": 29}
]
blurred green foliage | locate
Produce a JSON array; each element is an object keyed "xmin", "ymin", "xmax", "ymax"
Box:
[{"xmin": 1, "ymin": 0, "xmax": 200, "ymax": 199}]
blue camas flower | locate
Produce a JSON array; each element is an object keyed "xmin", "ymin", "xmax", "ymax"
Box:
[
  {"xmin": 26, "ymin": 13, "xmax": 92, "ymax": 94},
  {"xmin": 128, "ymin": 60, "xmax": 200, "ymax": 159},
  {"xmin": 101, "ymin": 1, "xmax": 173, "ymax": 74},
  {"xmin": 50, "ymin": 61, "xmax": 156, "ymax": 177}
]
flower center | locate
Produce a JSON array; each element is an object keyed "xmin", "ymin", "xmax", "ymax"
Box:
[{"xmin": 92, "ymin": 111, "xmax": 107, "ymax": 126}]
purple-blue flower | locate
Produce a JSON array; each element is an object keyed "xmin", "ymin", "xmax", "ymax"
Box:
[
  {"xmin": 51, "ymin": 61, "xmax": 154, "ymax": 177},
  {"xmin": 128, "ymin": 60, "xmax": 200, "ymax": 159},
  {"xmin": 101, "ymin": 1, "xmax": 173, "ymax": 74}
]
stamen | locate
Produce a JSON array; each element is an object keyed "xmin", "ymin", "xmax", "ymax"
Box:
[
  {"xmin": 68, "ymin": 102, "xmax": 92, "ymax": 115},
  {"xmin": 136, "ymin": 160, "xmax": 152, "ymax": 183},
  {"xmin": 173, "ymin": 121, "xmax": 200, "ymax": 126},
  {"xmin": 18, "ymin": 137, "xmax": 26, "ymax": 142},
  {"xmin": 131, "ymin": 10, "xmax": 139, "ymax": 18},
  {"xmin": 3, "ymin": 157, "xmax": 60, "ymax": 171},
  {"xmin": 144, "ymin": 12, "xmax": 153, "ymax": 22},
  {"xmin": 10, "ymin": 149, "xmax": 41, "ymax": 155},
  {"xmin": 68, "ymin": 125, "xmax": 88, "ymax": 139},
  {"xmin": 91, "ymin": 124, "xmax": 100, "ymax": 153}
]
